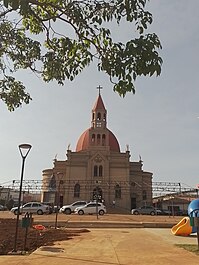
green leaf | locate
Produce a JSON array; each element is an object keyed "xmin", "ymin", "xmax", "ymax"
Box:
[{"xmin": 0, "ymin": 0, "xmax": 162, "ymax": 110}]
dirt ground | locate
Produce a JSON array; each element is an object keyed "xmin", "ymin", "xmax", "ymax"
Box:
[
  {"xmin": 0, "ymin": 218, "xmax": 89, "ymax": 255},
  {"xmin": 0, "ymin": 211, "xmax": 182, "ymax": 255}
]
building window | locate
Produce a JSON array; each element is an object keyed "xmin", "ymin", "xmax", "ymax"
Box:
[
  {"xmin": 94, "ymin": 165, "xmax": 103, "ymax": 177},
  {"xmin": 115, "ymin": 184, "xmax": 121, "ymax": 199},
  {"xmin": 131, "ymin": 182, "xmax": 136, "ymax": 187},
  {"xmin": 103, "ymin": 113, "xmax": 106, "ymax": 121},
  {"xmin": 96, "ymin": 122, "xmax": 101, "ymax": 127},
  {"xmin": 102, "ymin": 134, "xmax": 106, "ymax": 145},
  {"xmin": 97, "ymin": 134, "xmax": 100, "ymax": 144},
  {"xmin": 99, "ymin": 165, "xmax": 103, "ymax": 176},
  {"xmin": 91, "ymin": 134, "xmax": 95, "ymax": 143},
  {"xmin": 94, "ymin": 165, "xmax": 98, "ymax": 177},
  {"xmin": 142, "ymin": 190, "xmax": 147, "ymax": 200},
  {"xmin": 49, "ymin": 174, "xmax": 56, "ymax": 190},
  {"xmin": 74, "ymin": 183, "xmax": 80, "ymax": 198},
  {"xmin": 97, "ymin": 112, "xmax": 101, "ymax": 120}
]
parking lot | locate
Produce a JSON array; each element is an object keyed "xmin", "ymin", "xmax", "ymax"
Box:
[{"xmin": 0, "ymin": 210, "xmax": 182, "ymax": 226}]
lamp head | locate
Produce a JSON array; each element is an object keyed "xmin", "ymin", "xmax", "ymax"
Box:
[{"xmin": 19, "ymin": 144, "xmax": 32, "ymax": 158}]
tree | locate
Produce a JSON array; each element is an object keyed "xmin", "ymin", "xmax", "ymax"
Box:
[{"xmin": 0, "ymin": 0, "xmax": 162, "ymax": 111}]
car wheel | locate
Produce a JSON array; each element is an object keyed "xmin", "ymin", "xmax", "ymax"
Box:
[
  {"xmin": 133, "ymin": 211, "xmax": 139, "ymax": 215},
  {"xmin": 78, "ymin": 210, "xmax": 84, "ymax": 215},
  {"xmin": 37, "ymin": 209, "xmax": 43, "ymax": 215},
  {"xmin": 150, "ymin": 211, "xmax": 155, "ymax": 216},
  {"xmin": 99, "ymin": 210, "xmax": 105, "ymax": 215},
  {"xmin": 14, "ymin": 209, "xmax": 18, "ymax": 215},
  {"xmin": 64, "ymin": 208, "xmax": 71, "ymax": 215}
]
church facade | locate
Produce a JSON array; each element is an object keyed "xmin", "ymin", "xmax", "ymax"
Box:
[{"xmin": 41, "ymin": 91, "xmax": 153, "ymax": 212}]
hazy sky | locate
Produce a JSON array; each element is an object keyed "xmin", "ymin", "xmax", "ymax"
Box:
[{"xmin": 1, "ymin": 1, "xmax": 199, "ymax": 190}]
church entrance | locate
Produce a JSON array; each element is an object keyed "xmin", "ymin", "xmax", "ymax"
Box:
[
  {"xmin": 59, "ymin": 195, "xmax": 63, "ymax": 207},
  {"xmin": 93, "ymin": 187, "xmax": 103, "ymax": 202},
  {"xmin": 131, "ymin": 197, "xmax": 137, "ymax": 209}
]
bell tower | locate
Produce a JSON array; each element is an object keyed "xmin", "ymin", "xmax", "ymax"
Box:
[
  {"xmin": 91, "ymin": 85, "xmax": 107, "ymax": 129},
  {"xmin": 76, "ymin": 87, "xmax": 120, "ymax": 152}
]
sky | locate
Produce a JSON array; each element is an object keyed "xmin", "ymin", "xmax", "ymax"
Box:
[{"xmin": 1, "ymin": 0, "xmax": 199, "ymax": 190}]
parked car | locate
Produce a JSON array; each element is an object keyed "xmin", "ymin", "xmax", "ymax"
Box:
[
  {"xmin": 131, "ymin": 206, "xmax": 161, "ymax": 216},
  {"xmin": 0, "ymin": 204, "xmax": 7, "ymax": 211},
  {"xmin": 53, "ymin": 205, "xmax": 61, "ymax": 213},
  {"xmin": 10, "ymin": 202, "xmax": 51, "ymax": 215},
  {"xmin": 74, "ymin": 202, "xmax": 106, "ymax": 215},
  {"xmin": 155, "ymin": 208, "xmax": 172, "ymax": 215},
  {"xmin": 175, "ymin": 209, "xmax": 188, "ymax": 216},
  {"xmin": 41, "ymin": 202, "xmax": 55, "ymax": 214},
  {"xmin": 59, "ymin": 201, "xmax": 87, "ymax": 214}
]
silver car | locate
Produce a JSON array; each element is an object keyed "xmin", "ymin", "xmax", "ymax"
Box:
[
  {"xmin": 131, "ymin": 206, "xmax": 161, "ymax": 216},
  {"xmin": 11, "ymin": 202, "xmax": 50, "ymax": 215}
]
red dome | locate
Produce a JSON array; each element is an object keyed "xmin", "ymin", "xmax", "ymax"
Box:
[
  {"xmin": 76, "ymin": 128, "xmax": 120, "ymax": 152},
  {"xmin": 76, "ymin": 129, "xmax": 90, "ymax": 152}
]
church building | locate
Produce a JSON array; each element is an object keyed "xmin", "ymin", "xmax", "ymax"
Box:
[{"xmin": 41, "ymin": 89, "xmax": 153, "ymax": 212}]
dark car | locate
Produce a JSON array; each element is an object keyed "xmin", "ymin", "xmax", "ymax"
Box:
[{"xmin": 175, "ymin": 209, "xmax": 188, "ymax": 216}]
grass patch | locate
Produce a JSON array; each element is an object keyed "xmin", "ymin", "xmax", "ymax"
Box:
[{"xmin": 175, "ymin": 244, "xmax": 199, "ymax": 255}]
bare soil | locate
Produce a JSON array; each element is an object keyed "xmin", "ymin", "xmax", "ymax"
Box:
[
  {"xmin": 0, "ymin": 211, "xmax": 182, "ymax": 255},
  {"xmin": 0, "ymin": 218, "xmax": 89, "ymax": 255}
]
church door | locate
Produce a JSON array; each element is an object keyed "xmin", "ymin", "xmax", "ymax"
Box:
[
  {"xmin": 131, "ymin": 197, "xmax": 136, "ymax": 209},
  {"xmin": 93, "ymin": 187, "xmax": 103, "ymax": 202}
]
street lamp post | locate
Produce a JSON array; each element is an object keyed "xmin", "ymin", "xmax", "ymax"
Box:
[
  {"xmin": 13, "ymin": 144, "xmax": 32, "ymax": 252},
  {"xmin": 95, "ymin": 180, "xmax": 101, "ymax": 220},
  {"xmin": 55, "ymin": 172, "xmax": 63, "ymax": 229}
]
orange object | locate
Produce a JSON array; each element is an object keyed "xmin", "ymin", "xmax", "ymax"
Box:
[
  {"xmin": 171, "ymin": 217, "xmax": 192, "ymax": 236},
  {"xmin": 33, "ymin": 224, "xmax": 46, "ymax": 231}
]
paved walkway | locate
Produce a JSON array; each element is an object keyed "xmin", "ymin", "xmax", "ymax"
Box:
[{"xmin": 0, "ymin": 228, "xmax": 199, "ymax": 265}]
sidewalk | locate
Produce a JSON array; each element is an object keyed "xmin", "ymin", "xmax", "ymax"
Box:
[{"xmin": 0, "ymin": 228, "xmax": 198, "ymax": 265}]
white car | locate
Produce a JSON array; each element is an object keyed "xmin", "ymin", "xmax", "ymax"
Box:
[
  {"xmin": 74, "ymin": 202, "xmax": 106, "ymax": 215},
  {"xmin": 11, "ymin": 202, "xmax": 50, "ymax": 215},
  {"xmin": 59, "ymin": 201, "xmax": 87, "ymax": 214}
]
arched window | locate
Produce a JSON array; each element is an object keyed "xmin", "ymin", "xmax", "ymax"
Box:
[
  {"xmin": 97, "ymin": 134, "xmax": 100, "ymax": 144},
  {"xmin": 49, "ymin": 174, "xmax": 56, "ymax": 190},
  {"xmin": 102, "ymin": 134, "xmax": 106, "ymax": 145},
  {"xmin": 97, "ymin": 112, "xmax": 101, "ymax": 120},
  {"xmin": 115, "ymin": 184, "xmax": 121, "ymax": 199},
  {"xmin": 92, "ymin": 113, "xmax": 95, "ymax": 120},
  {"xmin": 142, "ymin": 190, "xmax": 147, "ymax": 200},
  {"xmin": 74, "ymin": 183, "xmax": 80, "ymax": 198},
  {"xmin": 131, "ymin": 182, "xmax": 136, "ymax": 187},
  {"xmin": 103, "ymin": 113, "xmax": 106, "ymax": 121},
  {"xmin": 91, "ymin": 134, "xmax": 95, "ymax": 143},
  {"xmin": 99, "ymin": 165, "xmax": 103, "ymax": 176},
  {"xmin": 94, "ymin": 165, "xmax": 98, "ymax": 177}
]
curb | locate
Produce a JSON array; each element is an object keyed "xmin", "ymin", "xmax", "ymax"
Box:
[{"xmin": 39, "ymin": 221, "xmax": 175, "ymax": 229}]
